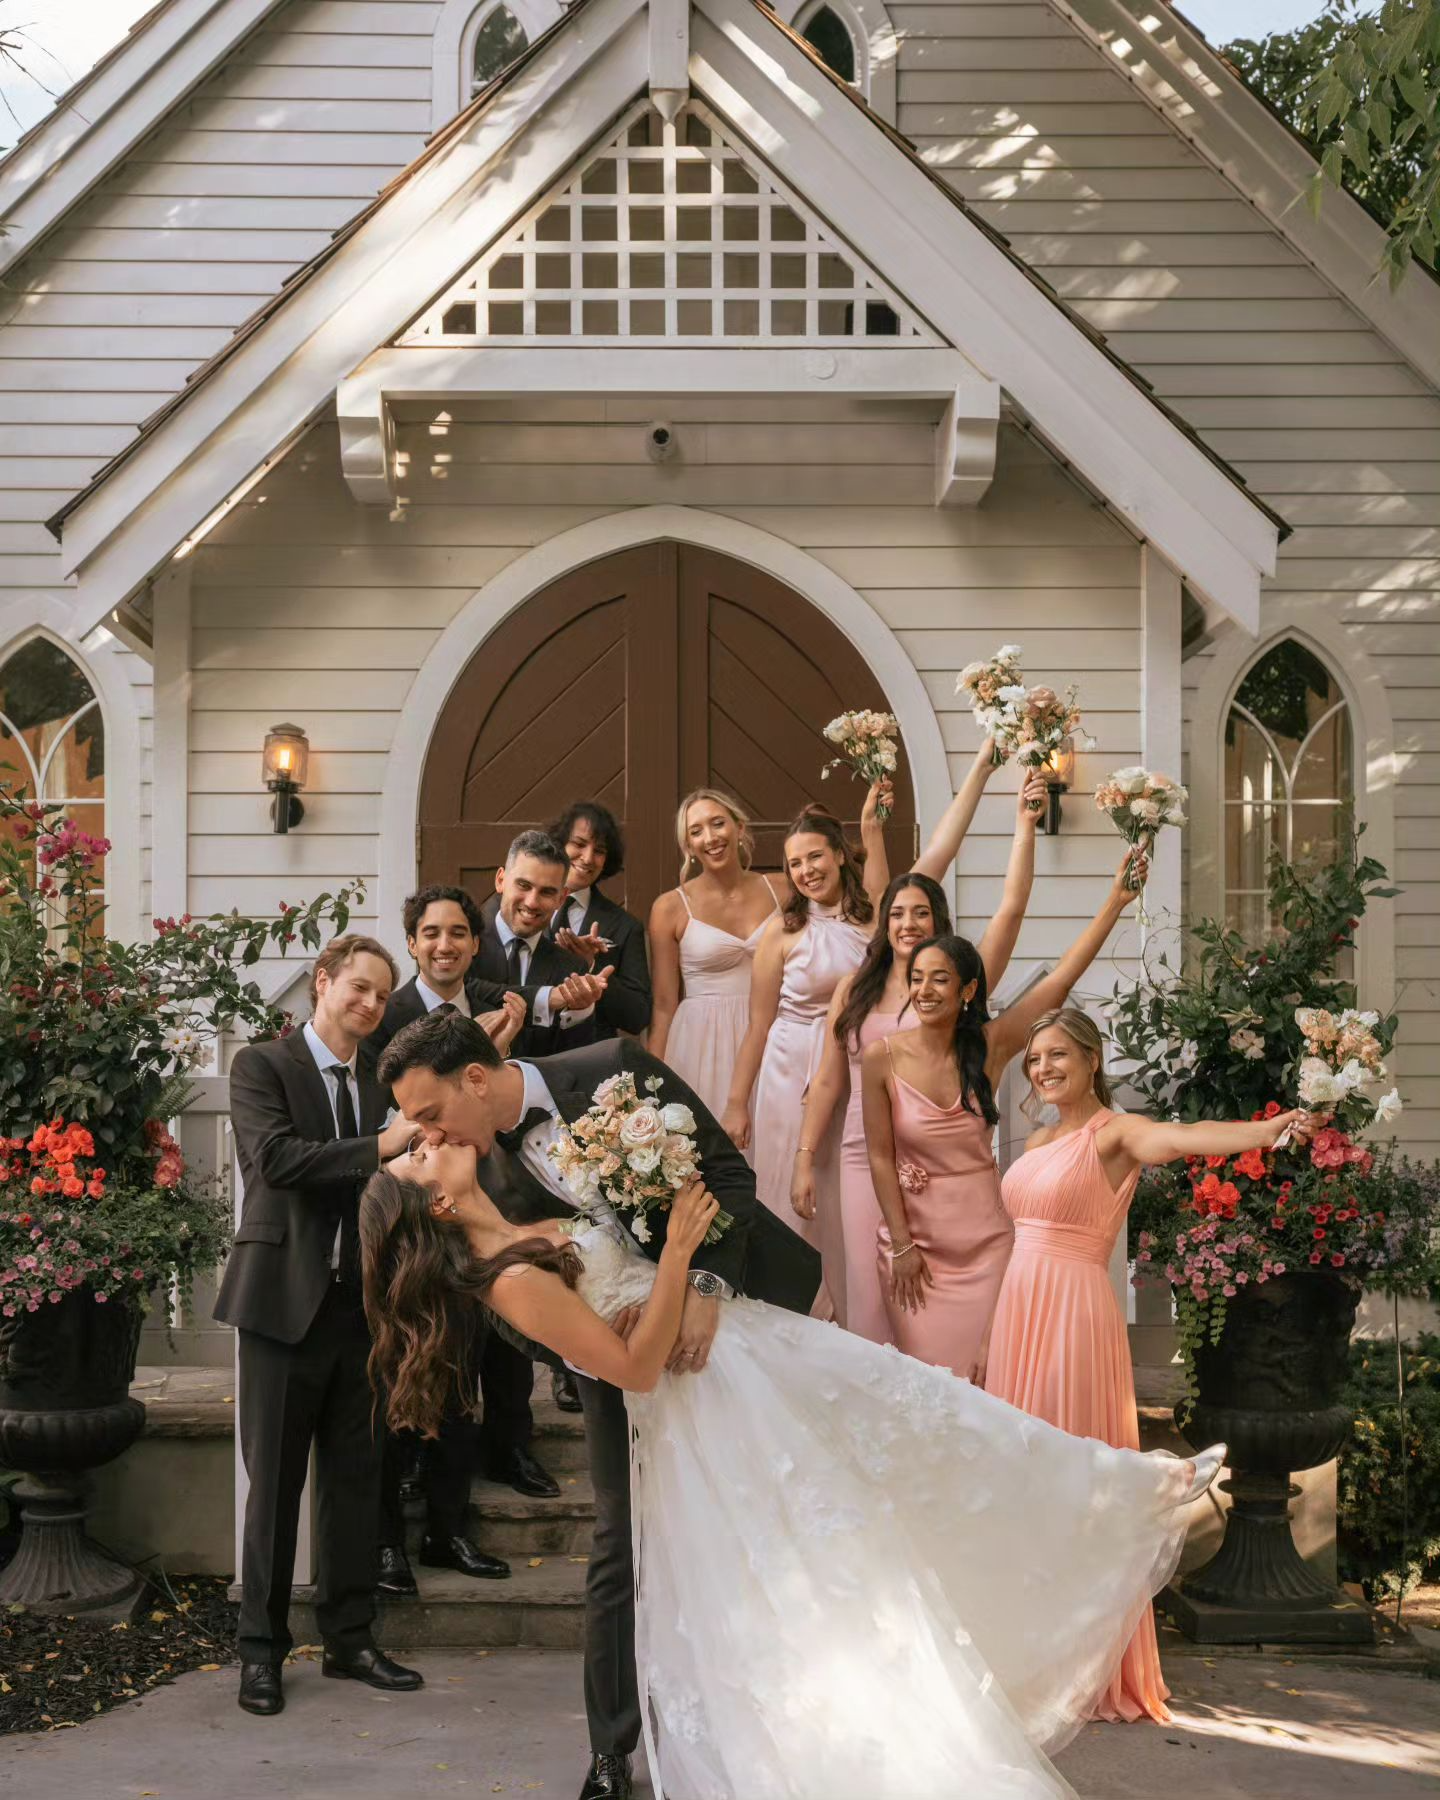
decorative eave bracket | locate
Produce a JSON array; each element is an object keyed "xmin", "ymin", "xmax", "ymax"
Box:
[{"xmin": 337, "ymin": 346, "xmax": 1000, "ymax": 508}]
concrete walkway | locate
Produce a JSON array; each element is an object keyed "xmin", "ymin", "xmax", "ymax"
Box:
[{"xmin": 6, "ymin": 1650, "xmax": 1437, "ymax": 1798}]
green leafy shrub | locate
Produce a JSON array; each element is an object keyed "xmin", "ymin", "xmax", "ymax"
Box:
[{"xmin": 1338, "ymin": 1333, "xmax": 1440, "ymax": 1601}]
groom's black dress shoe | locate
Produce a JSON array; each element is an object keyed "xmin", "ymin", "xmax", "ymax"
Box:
[
  {"xmin": 419, "ymin": 1533, "xmax": 511, "ymax": 1580},
  {"xmin": 321, "ymin": 1645, "xmax": 424, "ymax": 1690},
  {"xmin": 237, "ymin": 1661, "xmax": 283, "ymax": 1716},
  {"xmin": 485, "ymin": 1447, "xmax": 561, "ymax": 1499},
  {"xmin": 376, "ymin": 1544, "xmax": 419, "ymax": 1596},
  {"xmin": 552, "ymin": 1367, "xmax": 583, "ymax": 1413},
  {"xmin": 578, "ymin": 1753, "xmax": 633, "ymax": 1800}
]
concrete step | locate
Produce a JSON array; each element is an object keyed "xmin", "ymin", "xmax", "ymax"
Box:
[
  {"xmin": 290, "ymin": 1557, "xmax": 589, "ymax": 1651},
  {"xmin": 464, "ymin": 1476, "xmax": 596, "ymax": 1557}
]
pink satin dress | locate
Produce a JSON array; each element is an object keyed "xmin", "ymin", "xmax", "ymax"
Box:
[
  {"xmin": 881, "ymin": 1042, "xmax": 1014, "ymax": 1376},
  {"xmin": 986, "ymin": 1108, "xmax": 1171, "ymax": 1725},
  {"xmin": 836, "ymin": 1010, "xmax": 904, "ymax": 1344},
  {"xmin": 664, "ymin": 884, "xmax": 778, "ymax": 1156},
  {"xmin": 752, "ymin": 909, "xmax": 869, "ymax": 1272}
]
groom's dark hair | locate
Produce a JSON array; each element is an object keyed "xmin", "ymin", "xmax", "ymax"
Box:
[{"xmin": 377, "ymin": 1008, "xmax": 502, "ymax": 1087}]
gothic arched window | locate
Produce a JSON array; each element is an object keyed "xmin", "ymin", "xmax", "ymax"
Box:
[
  {"xmin": 470, "ymin": 3, "xmax": 529, "ymax": 92},
  {"xmin": 798, "ymin": 1, "xmax": 860, "ymax": 86},
  {"xmin": 1224, "ymin": 638, "xmax": 1353, "ymax": 940}
]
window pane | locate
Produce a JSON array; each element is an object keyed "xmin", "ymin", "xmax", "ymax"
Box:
[
  {"xmin": 1225, "ymin": 801, "xmax": 1279, "ymax": 898},
  {"xmin": 1232, "ymin": 639, "xmax": 1344, "ymax": 778},
  {"xmin": 801, "ymin": 5, "xmax": 857, "ymax": 83},
  {"xmin": 472, "ymin": 6, "xmax": 529, "ymax": 90},
  {"xmin": 1293, "ymin": 704, "xmax": 1352, "ymax": 804},
  {"xmin": 0, "ymin": 638, "xmax": 101, "ymax": 800}
]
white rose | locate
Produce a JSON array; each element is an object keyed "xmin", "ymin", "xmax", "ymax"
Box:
[
  {"xmin": 1298, "ymin": 1057, "xmax": 1341, "ymax": 1107},
  {"xmin": 997, "ymin": 684, "xmax": 1028, "ymax": 705},
  {"xmin": 997, "ymin": 644, "xmax": 1023, "ymax": 662},
  {"xmin": 1333, "ymin": 1058, "xmax": 1366, "ymax": 1096},
  {"xmin": 1130, "ymin": 797, "xmax": 1162, "ymax": 826},
  {"xmin": 1375, "ymin": 1087, "xmax": 1403, "ymax": 1123},
  {"xmin": 630, "ymin": 1214, "xmax": 652, "ymax": 1245},
  {"xmin": 1340, "ymin": 1008, "xmax": 1380, "ymax": 1031},
  {"xmin": 659, "ymin": 1102, "xmax": 696, "ymax": 1136},
  {"xmin": 619, "ymin": 1104, "xmax": 665, "ymax": 1150},
  {"xmin": 626, "ymin": 1143, "xmax": 661, "ymax": 1176}
]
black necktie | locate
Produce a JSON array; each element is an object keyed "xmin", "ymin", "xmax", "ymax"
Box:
[
  {"xmin": 328, "ymin": 1064, "xmax": 361, "ymax": 1284},
  {"xmin": 505, "ymin": 934, "xmax": 525, "ymax": 984},
  {"xmin": 496, "ymin": 1104, "xmax": 556, "ymax": 1154}
]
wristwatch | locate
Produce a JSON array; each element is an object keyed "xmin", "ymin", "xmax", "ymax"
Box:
[{"xmin": 687, "ymin": 1270, "xmax": 731, "ymax": 1300}]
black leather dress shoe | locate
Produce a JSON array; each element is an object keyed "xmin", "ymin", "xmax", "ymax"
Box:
[
  {"xmin": 418, "ymin": 1533, "xmax": 511, "ymax": 1580},
  {"xmin": 237, "ymin": 1661, "xmax": 283, "ymax": 1716},
  {"xmin": 552, "ymin": 1367, "xmax": 583, "ymax": 1413},
  {"xmin": 578, "ymin": 1753, "xmax": 633, "ymax": 1800},
  {"xmin": 321, "ymin": 1645, "xmax": 424, "ymax": 1691},
  {"xmin": 376, "ymin": 1544, "xmax": 418, "ymax": 1597},
  {"xmin": 486, "ymin": 1447, "xmax": 561, "ymax": 1499}
]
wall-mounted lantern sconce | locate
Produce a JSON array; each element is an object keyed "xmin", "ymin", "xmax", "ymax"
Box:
[
  {"xmin": 1039, "ymin": 735, "xmax": 1074, "ymax": 836},
  {"xmin": 263, "ymin": 722, "xmax": 309, "ymax": 835}
]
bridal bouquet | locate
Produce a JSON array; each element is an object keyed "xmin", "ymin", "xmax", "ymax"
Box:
[
  {"xmin": 821, "ymin": 709, "xmax": 899, "ymax": 820},
  {"xmin": 1094, "ymin": 767, "xmax": 1188, "ymax": 890},
  {"xmin": 547, "ymin": 1071, "xmax": 731, "ymax": 1245},
  {"xmin": 955, "ymin": 644, "xmax": 1026, "ymax": 766}
]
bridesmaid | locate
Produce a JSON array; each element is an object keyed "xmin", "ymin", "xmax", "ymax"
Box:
[
  {"xmin": 792, "ymin": 764, "xmax": 1047, "ymax": 1340},
  {"xmin": 988, "ymin": 1006, "xmax": 1314, "ymax": 1724},
  {"xmin": 646, "ymin": 789, "xmax": 786, "ymax": 1130},
  {"xmin": 861, "ymin": 847, "xmax": 1145, "ymax": 1379},
  {"xmin": 722, "ymin": 789, "xmax": 890, "ymax": 1259}
]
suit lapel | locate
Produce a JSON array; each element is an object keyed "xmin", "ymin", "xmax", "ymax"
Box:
[{"xmin": 284, "ymin": 1030, "xmax": 337, "ymax": 1141}]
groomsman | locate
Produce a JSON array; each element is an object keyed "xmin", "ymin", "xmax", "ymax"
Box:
[
  {"xmin": 477, "ymin": 830, "xmax": 612, "ymax": 1060},
  {"xmin": 368, "ymin": 885, "xmax": 560, "ymax": 1582},
  {"xmin": 216, "ymin": 934, "xmax": 421, "ymax": 1717},
  {"xmin": 547, "ymin": 801, "xmax": 652, "ymax": 1046}
]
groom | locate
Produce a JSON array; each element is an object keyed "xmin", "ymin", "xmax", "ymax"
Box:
[{"xmin": 377, "ymin": 1010, "xmax": 819, "ymax": 1800}]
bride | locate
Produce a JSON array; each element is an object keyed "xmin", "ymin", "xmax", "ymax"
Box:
[{"xmin": 361, "ymin": 1139, "xmax": 1221, "ymax": 1800}]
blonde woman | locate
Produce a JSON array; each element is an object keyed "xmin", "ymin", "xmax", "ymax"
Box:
[{"xmin": 646, "ymin": 789, "xmax": 787, "ymax": 1130}]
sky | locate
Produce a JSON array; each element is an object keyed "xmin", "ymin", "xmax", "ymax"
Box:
[{"xmin": 0, "ymin": 0, "xmax": 1336, "ymax": 146}]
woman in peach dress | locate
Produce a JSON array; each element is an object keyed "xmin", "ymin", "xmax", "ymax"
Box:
[
  {"xmin": 988, "ymin": 1006, "xmax": 1315, "ymax": 1723},
  {"xmin": 791, "ymin": 761, "xmax": 1045, "ymax": 1339},
  {"xmin": 862, "ymin": 849, "xmax": 1146, "ymax": 1380}
]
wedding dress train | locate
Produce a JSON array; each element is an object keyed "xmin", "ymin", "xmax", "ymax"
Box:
[{"xmin": 569, "ymin": 1216, "xmax": 1191, "ymax": 1800}]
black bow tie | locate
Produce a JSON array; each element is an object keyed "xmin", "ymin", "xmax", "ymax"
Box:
[{"xmin": 496, "ymin": 1105, "xmax": 556, "ymax": 1153}]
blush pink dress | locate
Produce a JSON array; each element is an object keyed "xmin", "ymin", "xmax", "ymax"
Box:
[
  {"xmin": 881, "ymin": 1041, "xmax": 1014, "ymax": 1376},
  {"xmin": 836, "ymin": 1009, "xmax": 905, "ymax": 1344},
  {"xmin": 752, "ymin": 908, "xmax": 869, "ymax": 1279},
  {"xmin": 664, "ymin": 883, "xmax": 778, "ymax": 1155},
  {"xmin": 986, "ymin": 1108, "xmax": 1171, "ymax": 1725}
]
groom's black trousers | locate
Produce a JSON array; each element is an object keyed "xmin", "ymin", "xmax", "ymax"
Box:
[{"xmin": 576, "ymin": 1373, "xmax": 641, "ymax": 1757}]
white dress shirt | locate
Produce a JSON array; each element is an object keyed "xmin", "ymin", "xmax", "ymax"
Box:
[
  {"xmin": 303, "ymin": 1020, "xmax": 358, "ymax": 1269},
  {"xmin": 415, "ymin": 975, "xmax": 472, "ymax": 1016},
  {"xmin": 555, "ymin": 885, "xmax": 593, "ymax": 938},
  {"xmin": 494, "ymin": 910, "xmax": 594, "ymax": 1029}
]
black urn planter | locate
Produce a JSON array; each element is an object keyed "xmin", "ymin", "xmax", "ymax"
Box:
[
  {"xmin": 1161, "ymin": 1270, "xmax": 1372, "ymax": 1645},
  {"xmin": 0, "ymin": 1292, "xmax": 147, "ymax": 1619}
]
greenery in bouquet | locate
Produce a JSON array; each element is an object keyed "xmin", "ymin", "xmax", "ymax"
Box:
[
  {"xmin": 1112, "ymin": 838, "xmax": 1440, "ymax": 1405},
  {"xmin": 0, "ymin": 788, "xmax": 361, "ymax": 1330}
]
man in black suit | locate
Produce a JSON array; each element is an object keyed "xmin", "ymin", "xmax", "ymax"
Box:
[
  {"xmin": 477, "ymin": 830, "xmax": 612, "ymax": 1061},
  {"xmin": 367, "ymin": 884, "xmax": 558, "ymax": 1597},
  {"xmin": 215, "ymin": 934, "xmax": 422, "ymax": 1718},
  {"xmin": 378, "ymin": 1012, "xmax": 819, "ymax": 1800},
  {"xmin": 546, "ymin": 801, "xmax": 652, "ymax": 1047}
]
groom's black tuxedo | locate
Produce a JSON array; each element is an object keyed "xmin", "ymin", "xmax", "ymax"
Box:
[{"xmin": 480, "ymin": 1038, "xmax": 820, "ymax": 1762}]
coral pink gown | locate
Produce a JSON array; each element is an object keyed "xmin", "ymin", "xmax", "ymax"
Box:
[
  {"xmin": 880, "ymin": 1041, "xmax": 1014, "ymax": 1376},
  {"xmin": 752, "ymin": 908, "xmax": 869, "ymax": 1291},
  {"xmin": 664, "ymin": 883, "xmax": 778, "ymax": 1161},
  {"xmin": 986, "ymin": 1108, "xmax": 1172, "ymax": 1725},
  {"xmin": 836, "ymin": 1010, "xmax": 903, "ymax": 1344}
]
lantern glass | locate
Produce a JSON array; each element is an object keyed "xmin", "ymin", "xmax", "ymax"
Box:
[
  {"xmin": 1046, "ymin": 735, "xmax": 1075, "ymax": 790},
  {"xmin": 262, "ymin": 723, "xmax": 309, "ymax": 790}
]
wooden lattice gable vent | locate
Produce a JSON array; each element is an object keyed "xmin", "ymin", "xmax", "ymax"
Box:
[{"xmin": 397, "ymin": 101, "xmax": 943, "ymax": 348}]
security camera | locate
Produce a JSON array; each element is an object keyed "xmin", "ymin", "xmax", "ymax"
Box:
[{"xmin": 646, "ymin": 421, "xmax": 677, "ymax": 464}]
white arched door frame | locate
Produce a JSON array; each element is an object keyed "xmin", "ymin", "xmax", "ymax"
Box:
[
  {"xmin": 0, "ymin": 608, "xmax": 143, "ymax": 942},
  {"xmin": 1187, "ymin": 605, "xmax": 1396, "ymax": 1010},
  {"xmin": 379, "ymin": 504, "xmax": 950, "ymax": 932},
  {"xmin": 431, "ymin": 0, "xmax": 565, "ymax": 130}
]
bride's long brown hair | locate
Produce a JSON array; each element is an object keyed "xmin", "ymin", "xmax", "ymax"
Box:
[{"xmin": 359, "ymin": 1168, "xmax": 582, "ymax": 1438}]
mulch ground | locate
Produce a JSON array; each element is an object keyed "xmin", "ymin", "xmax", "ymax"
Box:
[{"xmin": 0, "ymin": 1576, "xmax": 238, "ymax": 1735}]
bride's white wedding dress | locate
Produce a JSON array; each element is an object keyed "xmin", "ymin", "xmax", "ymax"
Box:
[{"xmin": 571, "ymin": 1215, "xmax": 1190, "ymax": 1800}]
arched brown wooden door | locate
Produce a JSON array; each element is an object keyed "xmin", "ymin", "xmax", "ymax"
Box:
[{"xmin": 418, "ymin": 542, "xmax": 917, "ymax": 919}]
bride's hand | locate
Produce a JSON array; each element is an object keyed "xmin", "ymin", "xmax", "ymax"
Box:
[
  {"xmin": 889, "ymin": 1244, "xmax": 932, "ymax": 1314},
  {"xmin": 662, "ymin": 1179, "xmax": 721, "ymax": 1263}
]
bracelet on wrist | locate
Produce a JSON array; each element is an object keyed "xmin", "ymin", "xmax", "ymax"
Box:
[{"xmin": 888, "ymin": 1241, "xmax": 916, "ymax": 1261}]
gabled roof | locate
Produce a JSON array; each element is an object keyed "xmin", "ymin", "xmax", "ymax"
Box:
[
  {"xmin": 47, "ymin": 0, "xmax": 1282, "ymax": 635},
  {"xmin": 0, "ymin": 0, "xmax": 288, "ymax": 280}
]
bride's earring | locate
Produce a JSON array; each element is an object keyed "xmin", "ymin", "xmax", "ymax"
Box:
[{"xmin": 436, "ymin": 1194, "xmax": 458, "ymax": 1217}]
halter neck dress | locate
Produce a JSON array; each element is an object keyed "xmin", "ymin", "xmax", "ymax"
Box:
[
  {"xmin": 663, "ymin": 882, "xmax": 779, "ymax": 1153},
  {"xmin": 987, "ymin": 1108, "xmax": 1170, "ymax": 1725}
]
